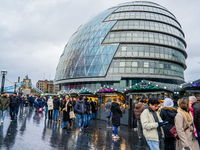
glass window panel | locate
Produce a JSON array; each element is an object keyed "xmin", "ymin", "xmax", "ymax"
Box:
[
  {"xmin": 120, "ymin": 62, "xmax": 125, "ymax": 67},
  {"xmin": 144, "ymin": 62, "xmax": 149, "ymax": 67},
  {"xmin": 132, "ymin": 62, "xmax": 138, "ymax": 67}
]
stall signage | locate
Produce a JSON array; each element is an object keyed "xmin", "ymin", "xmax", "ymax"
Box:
[{"xmin": 140, "ymin": 85, "xmax": 149, "ymax": 89}]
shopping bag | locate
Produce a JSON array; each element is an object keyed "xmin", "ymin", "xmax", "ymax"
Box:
[
  {"xmin": 39, "ymin": 108, "xmax": 43, "ymax": 112},
  {"xmin": 69, "ymin": 111, "xmax": 76, "ymax": 119}
]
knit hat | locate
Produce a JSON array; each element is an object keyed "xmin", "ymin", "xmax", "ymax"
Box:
[
  {"xmin": 163, "ymin": 98, "xmax": 174, "ymax": 107},
  {"xmin": 107, "ymin": 97, "xmax": 112, "ymax": 102}
]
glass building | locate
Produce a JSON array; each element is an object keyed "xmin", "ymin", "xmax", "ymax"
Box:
[{"xmin": 55, "ymin": 1, "xmax": 187, "ymax": 91}]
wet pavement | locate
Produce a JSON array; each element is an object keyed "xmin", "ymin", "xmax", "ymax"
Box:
[{"xmin": 0, "ymin": 107, "xmax": 151, "ymax": 150}]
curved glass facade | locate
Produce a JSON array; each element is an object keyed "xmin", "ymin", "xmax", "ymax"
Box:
[{"xmin": 55, "ymin": 1, "xmax": 187, "ymax": 87}]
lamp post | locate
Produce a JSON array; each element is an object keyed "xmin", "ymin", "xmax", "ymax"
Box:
[
  {"xmin": 14, "ymin": 81, "xmax": 17, "ymax": 93},
  {"xmin": 1, "ymin": 69, "xmax": 7, "ymax": 94}
]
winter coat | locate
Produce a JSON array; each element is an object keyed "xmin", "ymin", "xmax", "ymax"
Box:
[
  {"xmin": 9, "ymin": 96, "xmax": 20, "ymax": 108},
  {"xmin": 62, "ymin": 100, "xmax": 73, "ymax": 122},
  {"xmin": 134, "ymin": 102, "xmax": 144, "ymax": 120},
  {"xmin": 53, "ymin": 97, "xmax": 60, "ymax": 110},
  {"xmin": 0, "ymin": 95, "xmax": 10, "ymax": 110},
  {"xmin": 85, "ymin": 102, "xmax": 92, "ymax": 115},
  {"xmin": 91, "ymin": 101, "xmax": 96, "ymax": 113},
  {"xmin": 38, "ymin": 99, "xmax": 43, "ymax": 108},
  {"xmin": 175, "ymin": 108, "xmax": 199, "ymax": 150},
  {"xmin": 47, "ymin": 98, "xmax": 53, "ymax": 110},
  {"xmin": 23, "ymin": 100, "xmax": 29, "ymax": 107},
  {"xmin": 111, "ymin": 102, "xmax": 121, "ymax": 126},
  {"xmin": 160, "ymin": 106, "xmax": 177, "ymax": 138},
  {"xmin": 192, "ymin": 101, "xmax": 200, "ymax": 131},
  {"xmin": 105, "ymin": 98, "xmax": 112, "ymax": 118},
  {"xmin": 30, "ymin": 96, "xmax": 34, "ymax": 103},
  {"xmin": 75, "ymin": 100, "xmax": 86, "ymax": 115},
  {"xmin": 140, "ymin": 108, "xmax": 164, "ymax": 141}
]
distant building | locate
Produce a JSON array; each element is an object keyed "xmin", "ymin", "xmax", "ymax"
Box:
[{"xmin": 36, "ymin": 80, "xmax": 59, "ymax": 93}]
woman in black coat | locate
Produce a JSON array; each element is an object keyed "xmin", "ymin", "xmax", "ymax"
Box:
[
  {"xmin": 90, "ymin": 99, "xmax": 96, "ymax": 119},
  {"xmin": 111, "ymin": 97, "xmax": 121, "ymax": 139},
  {"xmin": 160, "ymin": 98, "xmax": 177, "ymax": 150},
  {"xmin": 62, "ymin": 95, "xmax": 73, "ymax": 129}
]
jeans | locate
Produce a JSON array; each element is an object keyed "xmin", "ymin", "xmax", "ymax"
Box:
[
  {"xmin": 84, "ymin": 114, "xmax": 90, "ymax": 127},
  {"xmin": 53, "ymin": 110, "xmax": 59, "ymax": 121},
  {"xmin": 45, "ymin": 107, "xmax": 48, "ymax": 117},
  {"xmin": 63, "ymin": 120, "xmax": 72, "ymax": 128},
  {"xmin": 77, "ymin": 114, "xmax": 84, "ymax": 130},
  {"xmin": 112, "ymin": 125, "xmax": 118, "ymax": 135},
  {"xmin": 91, "ymin": 113, "xmax": 95, "ymax": 119},
  {"xmin": 20, "ymin": 103, "xmax": 24, "ymax": 107},
  {"xmin": 16, "ymin": 105, "xmax": 20, "ymax": 115},
  {"xmin": 10, "ymin": 107, "xmax": 17, "ymax": 120},
  {"xmin": 146, "ymin": 139, "xmax": 159, "ymax": 150},
  {"xmin": 197, "ymin": 131, "xmax": 200, "ymax": 148},
  {"xmin": 1, "ymin": 110, "xmax": 7, "ymax": 121},
  {"xmin": 23, "ymin": 107, "xmax": 28, "ymax": 116}
]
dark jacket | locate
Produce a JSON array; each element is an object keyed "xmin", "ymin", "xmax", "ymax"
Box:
[
  {"xmin": 160, "ymin": 106, "xmax": 177, "ymax": 138},
  {"xmin": 111, "ymin": 102, "xmax": 121, "ymax": 126},
  {"xmin": 23, "ymin": 99, "xmax": 29, "ymax": 107},
  {"xmin": 192, "ymin": 102, "xmax": 200, "ymax": 131},
  {"xmin": 53, "ymin": 97, "xmax": 60, "ymax": 110},
  {"xmin": 134, "ymin": 102, "xmax": 144, "ymax": 120},
  {"xmin": 0, "ymin": 95, "xmax": 10, "ymax": 110},
  {"xmin": 62, "ymin": 100, "xmax": 73, "ymax": 121},
  {"xmin": 9, "ymin": 96, "xmax": 20, "ymax": 108},
  {"xmin": 75, "ymin": 100, "xmax": 86, "ymax": 115},
  {"xmin": 85, "ymin": 101, "xmax": 91, "ymax": 115},
  {"xmin": 91, "ymin": 101, "xmax": 96, "ymax": 113},
  {"xmin": 30, "ymin": 96, "xmax": 34, "ymax": 103}
]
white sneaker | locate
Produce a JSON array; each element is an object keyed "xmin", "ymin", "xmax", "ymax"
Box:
[
  {"xmin": 1, "ymin": 121, "xmax": 3, "ymax": 124},
  {"xmin": 112, "ymin": 134, "xmax": 114, "ymax": 137},
  {"xmin": 113, "ymin": 135, "xmax": 119, "ymax": 139}
]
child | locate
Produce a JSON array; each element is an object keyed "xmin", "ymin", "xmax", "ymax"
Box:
[
  {"xmin": 111, "ymin": 97, "xmax": 122, "ymax": 140},
  {"xmin": 23, "ymin": 96, "xmax": 29, "ymax": 117}
]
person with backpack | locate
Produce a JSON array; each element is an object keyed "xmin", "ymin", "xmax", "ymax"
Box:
[
  {"xmin": 75, "ymin": 96, "xmax": 86, "ymax": 132},
  {"xmin": 84, "ymin": 97, "xmax": 92, "ymax": 130},
  {"xmin": 111, "ymin": 97, "xmax": 122, "ymax": 140}
]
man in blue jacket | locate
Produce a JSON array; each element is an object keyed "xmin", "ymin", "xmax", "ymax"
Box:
[
  {"xmin": 75, "ymin": 96, "xmax": 86, "ymax": 132},
  {"xmin": 9, "ymin": 93, "xmax": 20, "ymax": 120}
]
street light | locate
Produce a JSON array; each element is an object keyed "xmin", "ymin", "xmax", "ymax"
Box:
[{"xmin": 1, "ymin": 69, "xmax": 7, "ymax": 94}]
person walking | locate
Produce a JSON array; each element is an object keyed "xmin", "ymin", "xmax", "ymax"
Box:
[
  {"xmin": 189, "ymin": 96, "xmax": 200, "ymax": 147},
  {"xmin": 47, "ymin": 96, "xmax": 53, "ymax": 120},
  {"xmin": 0, "ymin": 92, "xmax": 10, "ymax": 124},
  {"xmin": 84, "ymin": 98, "xmax": 92, "ymax": 129},
  {"xmin": 29, "ymin": 94, "xmax": 34, "ymax": 106},
  {"xmin": 62, "ymin": 95, "xmax": 73, "ymax": 129},
  {"xmin": 134, "ymin": 99, "xmax": 145, "ymax": 139},
  {"xmin": 23, "ymin": 96, "xmax": 29, "ymax": 117},
  {"xmin": 90, "ymin": 99, "xmax": 96, "ymax": 119},
  {"xmin": 44, "ymin": 96, "xmax": 48, "ymax": 119},
  {"xmin": 175, "ymin": 97, "xmax": 199, "ymax": 150},
  {"xmin": 9, "ymin": 93, "xmax": 20, "ymax": 121},
  {"xmin": 140, "ymin": 97, "xmax": 166, "ymax": 150},
  {"xmin": 111, "ymin": 97, "xmax": 122, "ymax": 140},
  {"xmin": 53, "ymin": 96, "xmax": 60, "ymax": 123},
  {"xmin": 160, "ymin": 98, "xmax": 177, "ymax": 150},
  {"xmin": 75, "ymin": 96, "xmax": 86, "ymax": 132},
  {"xmin": 105, "ymin": 97, "xmax": 112, "ymax": 128}
]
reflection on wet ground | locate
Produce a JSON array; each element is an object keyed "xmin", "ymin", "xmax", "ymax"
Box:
[{"xmin": 0, "ymin": 107, "xmax": 151, "ymax": 150}]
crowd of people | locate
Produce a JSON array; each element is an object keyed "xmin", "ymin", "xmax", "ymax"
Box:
[{"xmin": 0, "ymin": 91, "xmax": 200, "ymax": 150}]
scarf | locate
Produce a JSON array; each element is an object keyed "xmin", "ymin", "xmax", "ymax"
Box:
[
  {"xmin": 63, "ymin": 100, "xmax": 69, "ymax": 112},
  {"xmin": 190, "ymin": 107, "xmax": 198, "ymax": 138},
  {"xmin": 146, "ymin": 104, "xmax": 162, "ymax": 140}
]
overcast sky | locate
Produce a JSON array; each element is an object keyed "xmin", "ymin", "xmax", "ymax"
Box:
[{"xmin": 0, "ymin": 0, "xmax": 200, "ymax": 87}]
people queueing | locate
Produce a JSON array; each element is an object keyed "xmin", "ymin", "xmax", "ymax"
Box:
[
  {"xmin": 111, "ymin": 97, "xmax": 122, "ymax": 140},
  {"xmin": 140, "ymin": 97, "xmax": 166, "ymax": 150},
  {"xmin": 105, "ymin": 97, "xmax": 112, "ymax": 128},
  {"xmin": 189, "ymin": 96, "xmax": 200, "ymax": 147},
  {"xmin": 75, "ymin": 96, "xmax": 86, "ymax": 132},
  {"xmin": 0, "ymin": 92, "xmax": 10, "ymax": 124},
  {"xmin": 90, "ymin": 99, "xmax": 96, "ymax": 119},
  {"xmin": 23, "ymin": 96, "xmax": 29, "ymax": 117},
  {"xmin": 53, "ymin": 96, "xmax": 60, "ymax": 123},
  {"xmin": 160, "ymin": 98, "xmax": 177, "ymax": 150},
  {"xmin": 175, "ymin": 97, "xmax": 199, "ymax": 150},
  {"xmin": 9, "ymin": 93, "xmax": 20, "ymax": 121},
  {"xmin": 47, "ymin": 96, "xmax": 53, "ymax": 120},
  {"xmin": 84, "ymin": 97, "xmax": 92, "ymax": 130},
  {"xmin": 134, "ymin": 99, "xmax": 145, "ymax": 139},
  {"xmin": 62, "ymin": 95, "xmax": 73, "ymax": 129}
]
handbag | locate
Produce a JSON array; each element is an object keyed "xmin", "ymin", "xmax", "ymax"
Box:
[
  {"xmin": 39, "ymin": 108, "xmax": 43, "ymax": 112},
  {"xmin": 69, "ymin": 110, "xmax": 76, "ymax": 119},
  {"xmin": 170, "ymin": 126, "xmax": 189, "ymax": 139}
]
